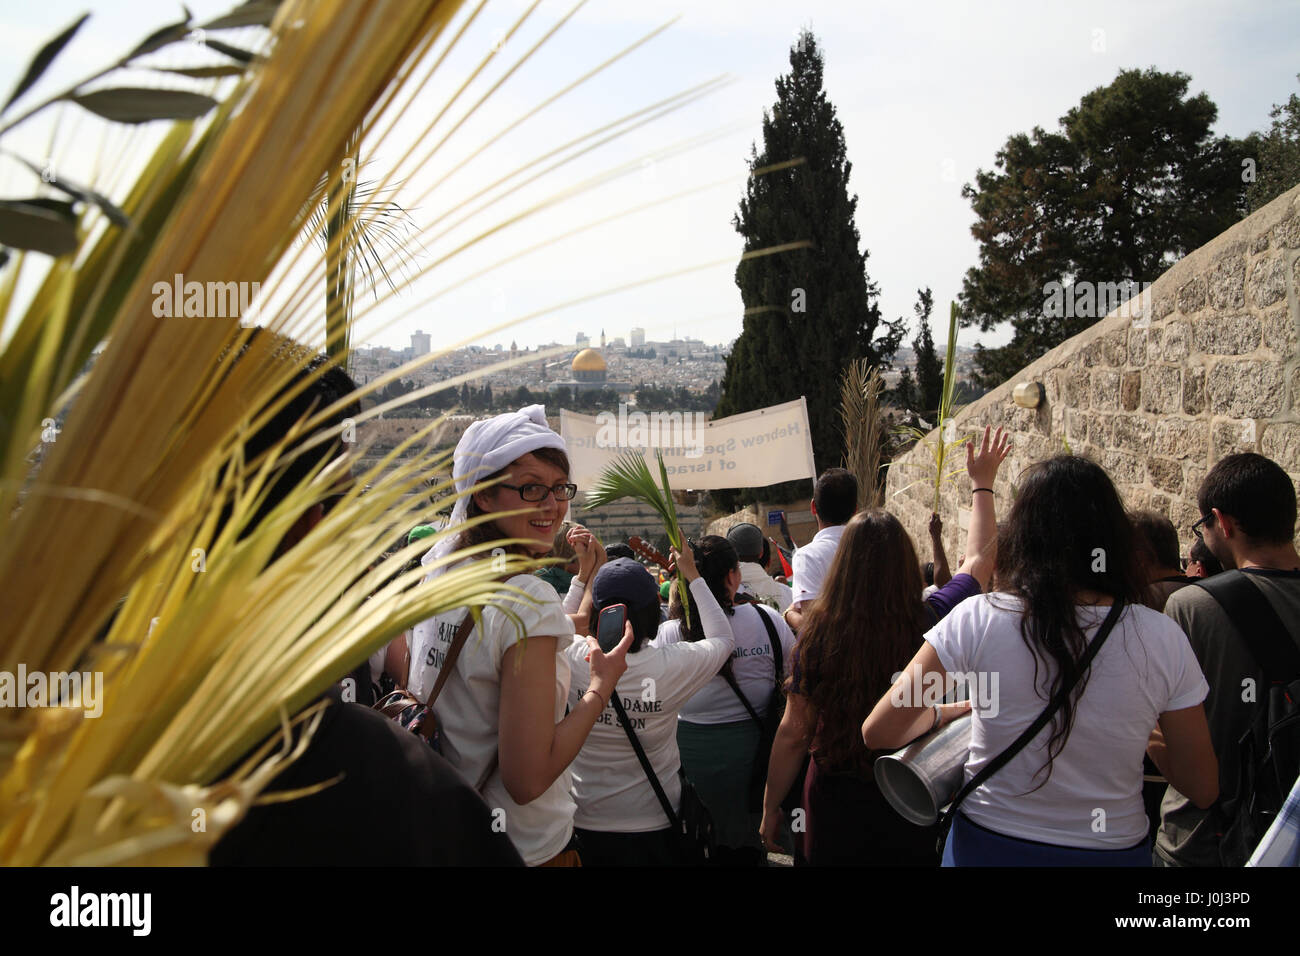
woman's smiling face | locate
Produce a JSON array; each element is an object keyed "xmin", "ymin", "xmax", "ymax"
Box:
[{"xmin": 475, "ymin": 452, "xmax": 570, "ymax": 554}]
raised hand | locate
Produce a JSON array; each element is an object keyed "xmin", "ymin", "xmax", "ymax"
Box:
[{"xmin": 966, "ymin": 425, "xmax": 1010, "ymax": 490}]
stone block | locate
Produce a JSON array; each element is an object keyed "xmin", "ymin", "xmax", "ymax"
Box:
[
  {"xmin": 1141, "ymin": 364, "xmax": 1182, "ymax": 414},
  {"xmin": 1261, "ymin": 422, "xmax": 1300, "ymax": 467},
  {"xmin": 1192, "ymin": 312, "xmax": 1262, "ymax": 355},
  {"xmin": 1207, "ymin": 253, "xmax": 1246, "ymax": 310},
  {"xmin": 1153, "ymin": 418, "xmax": 1209, "ymax": 459},
  {"xmin": 1183, "ymin": 365, "xmax": 1206, "ymax": 415},
  {"xmin": 1101, "ymin": 448, "xmax": 1145, "ymax": 485},
  {"xmin": 1261, "ymin": 305, "xmax": 1297, "ymax": 354},
  {"xmin": 1212, "ymin": 418, "xmax": 1259, "ymax": 459},
  {"xmin": 1103, "ymin": 327, "xmax": 1129, "ymax": 366},
  {"xmin": 1127, "ymin": 328, "xmax": 1147, "ymax": 366},
  {"xmin": 1291, "ymin": 369, "xmax": 1300, "ymax": 412},
  {"xmin": 1206, "ymin": 360, "xmax": 1284, "ymax": 417},
  {"xmin": 1063, "ymin": 368, "xmax": 1090, "ymax": 407},
  {"xmin": 1152, "ymin": 293, "xmax": 1176, "ymax": 322},
  {"xmin": 1182, "ymin": 462, "xmax": 1207, "ymax": 500},
  {"xmin": 1064, "ymin": 408, "xmax": 1089, "ymax": 447},
  {"xmin": 1150, "ymin": 492, "xmax": 1171, "ymax": 517},
  {"xmin": 1148, "ymin": 457, "xmax": 1182, "ymax": 493},
  {"xmin": 1112, "ymin": 414, "xmax": 1153, "ymax": 455},
  {"xmin": 1248, "ymin": 254, "xmax": 1287, "ymax": 309},
  {"xmin": 1088, "ymin": 413, "xmax": 1115, "ymax": 447},
  {"xmin": 1120, "ymin": 370, "xmax": 1141, "ymax": 410},
  {"xmin": 1177, "ymin": 276, "xmax": 1206, "ymax": 315},
  {"xmin": 1091, "ymin": 369, "xmax": 1120, "ymax": 410},
  {"xmin": 1251, "ymin": 231, "xmax": 1270, "ymax": 254},
  {"xmin": 1273, "ymin": 213, "xmax": 1300, "ymax": 250},
  {"xmin": 1160, "ymin": 320, "xmax": 1191, "ymax": 361}
]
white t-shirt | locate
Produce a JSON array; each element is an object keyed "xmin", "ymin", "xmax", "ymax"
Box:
[
  {"xmin": 656, "ymin": 602, "xmax": 796, "ymax": 724},
  {"xmin": 408, "ymin": 572, "xmax": 575, "ymax": 865},
  {"xmin": 925, "ymin": 593, "xmax": 1208, "ymax": 849},
  {"xmin": 564, "ymin": 577, "xmax": 735, "ymax": 833},
  {"xmin": 790, "ymin": 525, "xmax": 844, "ymax": 607},
  {"xmin": 738, "ymin": 562, "xmax": 793, "ymax": 613}
]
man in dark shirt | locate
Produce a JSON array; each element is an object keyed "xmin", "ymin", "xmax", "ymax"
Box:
[
  {"xmin": 1155, "ymin": 453, "xmax": 1300, "ymax": 866},
  {"xmin": 212, "ymin": 686, "xmax": 522, "ymax": 866}
]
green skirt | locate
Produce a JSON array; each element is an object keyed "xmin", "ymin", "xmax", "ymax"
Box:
[{"xmin": 677, "ymin": 718, "xmax": 761, "ymax": 850}]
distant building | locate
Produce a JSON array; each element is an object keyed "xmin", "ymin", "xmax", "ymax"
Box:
[
  {"xmin": 576, "ymin": 331, "xmax": 590, "ymax": 349},
  {"xmin": 630, "ymin": 327, "xmax": 645, "ymax": 349},
  {"xmin": 548, "ymin": 348, "xmax": 632, "ymax": 394},
  {"xmin": 411, "ymin": 330, "xmax": 431, "ymax": 356}
]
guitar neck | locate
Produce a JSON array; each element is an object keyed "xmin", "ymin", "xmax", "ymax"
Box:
[{"xmin": 628, "ymin": 536, "xmax": 671, "ymax": 571}]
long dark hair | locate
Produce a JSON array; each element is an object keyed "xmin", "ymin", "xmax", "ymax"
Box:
[
  {"xmin": 791, "ymin": 509, "xmax": 928, "ymax": 776},
  {"xmin": 993, "ymin": 455, "xmax": 1144, "ymax": 790},
  {"xmin": 668, "ymin": 535, "xmax": 738, "ymax": 641}
]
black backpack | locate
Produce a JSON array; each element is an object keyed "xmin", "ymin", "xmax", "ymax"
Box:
[{"xmin": 1194, "ymin": 572, "xmax": 1300, "ymax": 865}]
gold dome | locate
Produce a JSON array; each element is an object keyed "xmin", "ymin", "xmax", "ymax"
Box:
[{"xmin": 572, "ymin": 348, "xmax": 607, "ymax": 372}]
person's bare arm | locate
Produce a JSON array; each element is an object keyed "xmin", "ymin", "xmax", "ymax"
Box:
[
  {"xmin": 384, "ymin": 631, "xmax": 409, "ymax": 687},
  {"xmin": 929, "ymin": 512, "xmax": 952, "ymax": 588},
  {"xmin": 497, "ymin": 624, "xmax": 631, "ymax": 805},
  {"xmin": 862, "ymin": 641, "xmax": 970, "ymax": 749},
  {"xmin": 783, "ymin": 602, "xmax": 804, "ymax": 634},
  {"xmin": 759, "ymin": 692, "xmax": 814, "ymax": 851},
  {"xmin": 953, "ymin": 426, "xmax": 1010, "ymax": 590},
  {"xmin": 1147, "ymin": 705, "xmax": 1218, "ymax": 809}
]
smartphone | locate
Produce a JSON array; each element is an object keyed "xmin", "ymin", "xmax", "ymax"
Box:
[{"xmin": 596, "ymin": 604, "xmax": 627, "ymax": 653}]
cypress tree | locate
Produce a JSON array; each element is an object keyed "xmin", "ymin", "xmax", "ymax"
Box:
[{"xmin": 716, "ymin": 29, "xmax": 902, "ymax": 505}]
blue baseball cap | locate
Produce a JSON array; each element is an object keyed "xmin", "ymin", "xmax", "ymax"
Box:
[{"xmin": 591, "ymin": 558, "xmax": 660, "ymax": 612}]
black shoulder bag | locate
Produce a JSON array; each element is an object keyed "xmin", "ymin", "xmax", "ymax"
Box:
[
  {"xmin": 721, "ymin": 604, "xmax": 798, "ymax": 813},
  {"xmin": 934, "ymin": 599, "xmax": 1126, "ymax": 855},
  {"xmin": 1192, "ymin": 572, "xmax": 1300, "ymax": 865},
  {"xmin": 610, "ymin": 695, "xmax": 716, "ymax": 865}
]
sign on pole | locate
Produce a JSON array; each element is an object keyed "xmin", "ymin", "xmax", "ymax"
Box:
[{"xmin": 560, "ymin": 397, "xmax": 816, "ymax": 494}]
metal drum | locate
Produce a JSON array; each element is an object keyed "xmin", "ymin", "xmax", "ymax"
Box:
[{"xmin": 873, "ymin": 713, "xmax": 972, "ymax": 826}]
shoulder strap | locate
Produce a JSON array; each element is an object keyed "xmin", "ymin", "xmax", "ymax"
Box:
[
  {"xmin": 611, "ymin": 695, "xmax": 679, "ymax": 829},
  {"xmin": 722, "ymin": 665, "xmax": 764, "ymax": 726},
  {"xmin": 940, "ymin": 599, "xmax": 1126, "ymax": 825},
  {"xmin": 418, "ymin": 610, "xmax": 476, "ymax": 741},
  {"xmin": 753, "ymin": 604, "xmax": 785, "ymax": 687},
  {"xmin": 1193, "ymin": 572, "xmax": 1300, "ymax": 682},
  {"xmin": 722, "ymin": 605, "xmax": 785, "ymax": 727}
]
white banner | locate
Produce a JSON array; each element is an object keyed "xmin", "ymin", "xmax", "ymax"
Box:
[{"xmin": 560, "ymin": 397, "xmax": 816, "ymax": 493}]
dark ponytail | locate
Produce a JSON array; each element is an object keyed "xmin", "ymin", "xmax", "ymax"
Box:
[{"xmin": 668, "ymin": 535, "xmax": 739, "ymax": 641}]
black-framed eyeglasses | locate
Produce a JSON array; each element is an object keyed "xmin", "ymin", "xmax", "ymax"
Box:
[
  {"xmin": 1191, "ymin": 513, "xmax": 1214, "ymax": 541},
  {"xmin": 499, "ymin": 482, "xmax": 578, "ymax": 502}
]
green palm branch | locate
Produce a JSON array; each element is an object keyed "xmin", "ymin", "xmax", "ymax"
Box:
[
  {"xmin": 583, "ymin": 448, "xmax": 691, "ymax": 629},
  {"xmin": 892, "ymin": 301, "xmax": 971, "ymax": 513}
]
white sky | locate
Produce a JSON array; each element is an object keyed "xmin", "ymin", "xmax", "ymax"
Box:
[{"xmin": 2, "ymin": 0, "xmax": 1297, "ymax": 357}]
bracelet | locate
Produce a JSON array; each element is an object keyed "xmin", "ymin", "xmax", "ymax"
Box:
[
  {"xmin": 585, "ymin": 688, "xmax": 608, "ymax": 709},
  {"xmin": 973, "ymin": 487, "xmax": 994, "ymax": 495},
  {"xmin": 930, "ymin": 704, "xmax": 942, "ymax": 731}
]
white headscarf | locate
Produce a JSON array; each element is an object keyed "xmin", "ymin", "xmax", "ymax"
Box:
[{"xmin": 421, "ymin": 404, "xmax": 567, "ymax": 576}]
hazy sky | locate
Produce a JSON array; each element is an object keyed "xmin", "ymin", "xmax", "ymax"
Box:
[{"xmin": 2, "ymin": 0, "xmax": 1297, "ymax": 356}]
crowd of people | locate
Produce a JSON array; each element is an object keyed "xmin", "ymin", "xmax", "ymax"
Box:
[{"xmin": 211, "ymin": 352, "xmax": 1300, "ymax": 867}]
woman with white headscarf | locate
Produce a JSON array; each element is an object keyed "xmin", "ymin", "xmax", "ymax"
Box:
[{"xmin": 400, "ymin": 406, "xmax": 631, "ymax": 866}]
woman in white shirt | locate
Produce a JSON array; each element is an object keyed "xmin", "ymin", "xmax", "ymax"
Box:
[
  {"xmin": 656, "ymin": 535, "xmax": 796, "ymax": 865},
  {"xmin": 864, "ymin": 455, "xmax": 1219, "ymax": 865},
  {"xmin": 565, "ymin": 544, "xmax": 736, "ymax": 865},
  {"xmin": 403, "ymin": 406, "xmax": 630, "ymax": 867}
]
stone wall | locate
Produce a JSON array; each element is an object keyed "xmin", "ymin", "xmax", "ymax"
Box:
[{"xmin": 886, "ymin": 184, "xmax": 1300, "ymax": 565}]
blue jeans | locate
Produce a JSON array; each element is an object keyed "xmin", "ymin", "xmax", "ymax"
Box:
[{"xmin": 942, "ymin": 812, "xmax": 1152, "ymax": 866}]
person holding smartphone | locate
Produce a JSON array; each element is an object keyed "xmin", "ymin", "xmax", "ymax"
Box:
[{"xmin": 563, "ymin": 546, "xmax": 737, "ymax": 865}]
